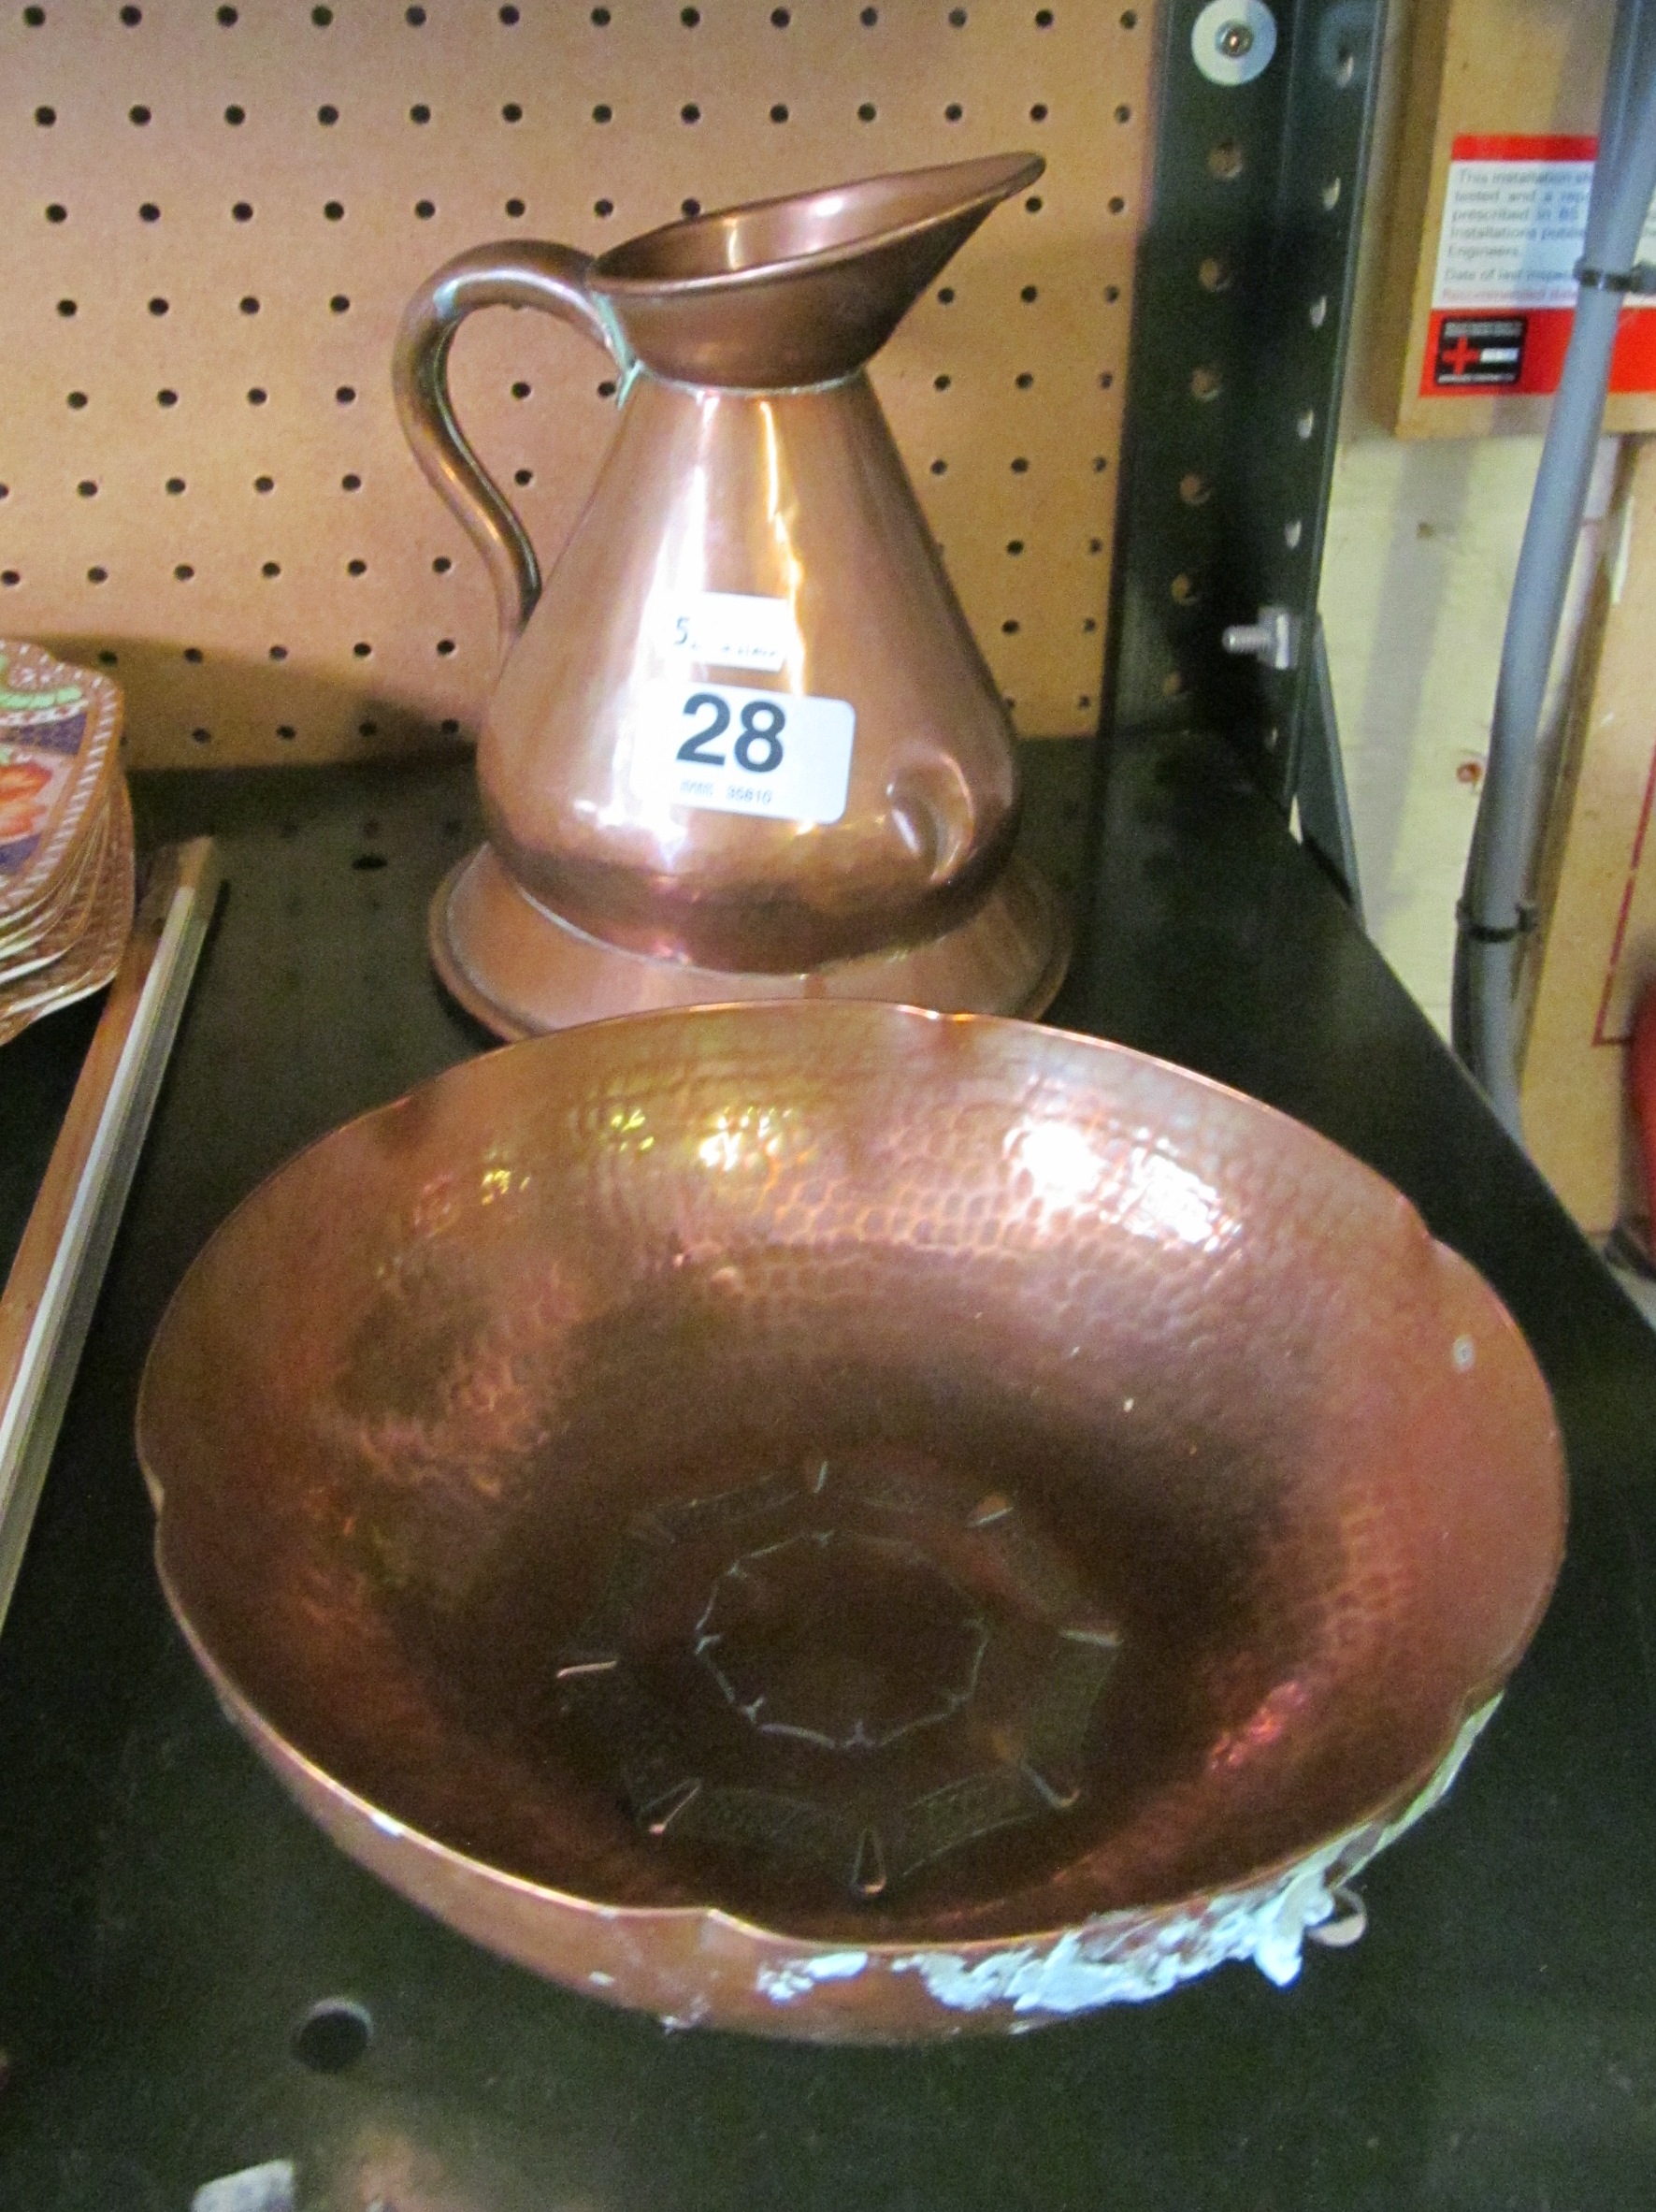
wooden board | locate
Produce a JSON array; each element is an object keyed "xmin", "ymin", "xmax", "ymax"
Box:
[
  {"xmin": 0, "ymin": 1, "xmax": 1153, "ymax": 764},
  {"xmin": 1372, "ymin": 0, "xmax": 1656, "ymax": 441},
  {"xmin": 1520, "ymin": 435, "xmax": 1656, "ymax": 1237}
]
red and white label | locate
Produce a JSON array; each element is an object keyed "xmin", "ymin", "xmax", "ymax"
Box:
[{"xmin": 1423, "ymin": 135, "xmax": 1656, "ymax": 398}]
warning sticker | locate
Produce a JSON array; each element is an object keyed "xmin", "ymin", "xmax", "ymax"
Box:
[{"xmin": 1423, "ymin": 135, "xmax": 1656, "ymax": 397}]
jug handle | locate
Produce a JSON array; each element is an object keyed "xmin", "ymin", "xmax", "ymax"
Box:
[{"xmin": 393, "ymin": 242, "xmax": 629, "ymax": 654}]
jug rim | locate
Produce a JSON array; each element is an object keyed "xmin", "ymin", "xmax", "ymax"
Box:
[{"xmin": 588, "ymin": 152, "xmax": 1044, "ymax": 300}]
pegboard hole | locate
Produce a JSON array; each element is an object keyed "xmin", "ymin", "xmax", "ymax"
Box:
[
  {"xmin": 929, "ymin": 458, "xmax": 947, "ymax": 475},
  {"xmin": 262, "ymin": 561, "xmax": 281, "ymax": 577},
  {"xmin": 232, "ymin": 201, "xmax": 253, "ymax": 223},
  {"xmin": 182, "ymin": 645, "xmax": 203, "ymax": 662},
  {"xmin": 176, "ymin": 564, "xmax": 194, "ymax": 582},
  {"xmin": 148, "ymin": 296, "xmax": 168, "ymax": 316},
  {"xmin": 248, "ymin": 387, "xmax": 267, "ymax": 407},
  {"xmin": 505, "ymin": 198, "xmax": 526, "ymax": 218},
  {"xmin": 1107, "ymin": 196, "xmax": 1125, "ymax": 214},
  {"xmin": 278, "ymin": 724, "xmax": 296, "ymax": 740},
  {"xmin": 680, "ymin": 201, "xmax": 700, "ymax": 219},
  {"xmin": 681, "ymin": 103, "xmax": 700, "ymax": 123},
  {"xmin": 595, "ymin": 198, "xmax": 613, "ymax": 218},
  {"xmin": 1035, "ymin": 7, "xmax": 1054, "ymax": 22},
  {"xmin": 130, "ymin": 105, "xmax": 150, "ymax": 123},
  {"xmin": 441, "ymin": 717, "xmax": 461, "ymax": 735},
  {"xmin": 1082, "ymin": 616, "xmax": 1098, "ymax": 632},
  {"xmin": 937, "ymin": 287, "xmax": 955, "ymax": 305},
  {"xmin": 166, "ymin": 476, "xmax": 185, "ymax": 495},
  {"xmin": 0, "ymin": 572, "xmax": 18, "ymax": 588},
  {"xmin": 224, "ymin": 104, "xmax": 245, "ymax": 124},
  {"xmin": 410, "ymin": 104, "xmax": 430, "ymax": 125},
  {"xmin": 120, "ymin": 5, "xmax": 140, "ymax": 22},
  {"xmin": 1010, "ymin": 456, "xmax": 1030, "ymax": 473},
  {"xmin": 1179, "ymin": 471, "xmax": 1212, "ymax": 506},
  {"xmin": 331, "ymin": 295, "xmax": 351, "ymax": 314},
  {"xmin": 949, "ymin": 4, "xmax": 967, "ymax": 19},
  {"xmin": 1189, "ymin": 366, "xmax": 1222, "ymax": 402},
  {"xmin": 513, "ymin": 468, "xmax": 533, "ymax": 486},
  {"xmin": 505, "ymin": 102, "xmax": 525, "ymax": 122},
  {"xmin": 353, "ymin": 641, "xmax": 372, "ymax": 658},
  {"xmin": 1030, "ymin": 103, "xmax": 1047, "ymax": 121},
  {"xmin": 511, "ymin": 380, "xmax": 532, "ymax": 399},
  {"xmin": 337, "ymin": 386, "xmax": 356, "ymax": 405},
  {"xmin": 35, "ymin": 103, "xmax": 54, "ymax": 125},
  {"xmin": 342, "ymin": 473, "xmax": 362, "ymax": 492},
  {"xmin": 347, "ymin": 558, "xmax": 367, "ymax": 575},
  {"xmin": 311, "ymin": 3, "xmax": 332, "ymax": 21},
  {"xmin": 1115, "ymin": 103, "xmax": 1131, "ymax": 123},
  {"xmin": 598, "ymin": 378, "xmax": 618, "ymax": 398},
  {"xmin": 22, "ymin": 6, "xmax": 44, "ymax": 23},
  {"xmin": 87, "ymin": 565, "xmax": 108, "ymax": 584},
  {"xmin": 771, "ymin": 104, "xmax": 790, "ymax": 123},
  {"xmin": 433, "ymin": 556, "xmax": 453, "ymax": 574},
  {"xmin": 680, "ymin": 3, "xmax": 700, "ymax": 19},
  {"xmin": 1006, "ymin": 539, "xmax": 1024, "ymax": 555},
  {"xmin": 76, "ymin": 478, "xmax": 97, "ymax": 497},
  {"xmin": 217, "ymin": 5, "xmax": 238, "ymax": 21},
  {"xmin": 319, "ymin": 103, "xmax": 339, "ymax": 125},
  {"xmin": 944, "ymin": 104, "xmax": 963, "ymax": 123},
  {"xmin": 857, "ymin": 102, "xmax": 876, "ymax": 121},
  {"xmin": 191, "ymin": 727, "xmax": 210, "ymax": 745},
  {"xmin": 1015, "ymin": 371, "xmax": 1033, "ymax": 388},
  {"xmin": 1120, "ymin": 8, "xmax": 1138, "ymax": 26},
  {"xmin": 139, "ymin": 203, "xmax": 160, "ymax": 222},
  {"xmin": 292, "ymin": 2001, "xmax": 372, "ymax": 2074},
  {"xmin": 268, "ymin": 643, "xmax": 288, "ymax": 660},
  {"xmin": 771, "ymin": 5, "xmax": 790, "ymax": 21},
  {"xmin": 324, "ymin": 201, "xmax": 345, "ymax": 222},
  {"xmin": 592, "ymin": 4, "xmax": 611, "ymax": 20},
  {"xmin": 1019, "ymin": 285, "xmax": 1038, "ymax": 303},
  {"xmin": 358, "ymin": 719, "xmax": 378, "ymax": 737},
  {"xmin": 437, "ymin": 638, "xmax": 456, "ymax": 656},
  {"xmin": 1208, "ymin": 141, "xmax": 1245, "ymax": 183},
  {"xmin": 240, "ymin": 296, "xmax": 260, "ymax": 315},
  {"xmin": 1001, "ymin": 618, "xmax": 1020, "ymax": 634},
  {"xmin": 1025, "ymin": 195, "xmax": 1043, "ymax": 213},
  {"xmin": 254, "ymin": 475, "xmax": 275, "ymax": 493},
  {"xmin": 860, "ymin": 6, "xmax": 878, "ymax": 22},
  {"xmin": 415, "ymin": 199, "xmax": 437, "ymax": 220},
  {"xmin": 933, "ymin": 373, "xmax": 951, "ymax": 390},
  {"xmin": 57, "ymin": 298, "xmax": 76, "ymax": 317}
]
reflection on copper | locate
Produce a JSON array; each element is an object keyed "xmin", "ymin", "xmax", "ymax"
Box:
[
  {"xmin": 394, "ymin": 158, "xmax": 1066, "ymax": 1035},
  {"xmin": 137, "ymin": 1003, "xmax": 1564, "ymax": 2039}
]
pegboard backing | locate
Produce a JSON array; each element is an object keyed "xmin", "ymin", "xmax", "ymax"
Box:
[{"xmin": 0, "ymin": 1, "xmax": 1150, "ymax": 767}]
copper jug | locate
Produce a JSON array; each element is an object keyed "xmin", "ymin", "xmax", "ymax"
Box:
[{"xmin": 395, "ymin": 153, "xmax": 1069, "ymax": 1037}]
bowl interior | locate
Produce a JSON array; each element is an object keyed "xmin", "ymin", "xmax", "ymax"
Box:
[{"xmin": 140, "ymin": 1004, "xmax": 1562, "ymax": 1949}]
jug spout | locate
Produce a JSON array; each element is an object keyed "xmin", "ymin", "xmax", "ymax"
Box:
[{"xmin": 590, "ymin": 152, "xmax": 1044, "ymax": 389}]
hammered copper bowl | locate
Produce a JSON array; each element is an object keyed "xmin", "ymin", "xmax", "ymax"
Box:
[{"xmin": 137, "ymin": 1004, "xmax": 1563, "ymax": 2039}]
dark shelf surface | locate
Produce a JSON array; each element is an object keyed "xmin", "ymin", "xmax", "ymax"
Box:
[{"xmin": 2, "ymin": 732, "xmax": 1654, "ymax": 2212}]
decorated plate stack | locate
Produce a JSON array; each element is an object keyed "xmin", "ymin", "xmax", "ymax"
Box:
[{"xmin": 0, "ymin": 642, "xmax": 134, "ymax": 1049}]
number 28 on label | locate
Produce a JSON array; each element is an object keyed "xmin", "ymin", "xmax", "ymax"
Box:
[{"xmin": 634, "ymin": 681, "xmax": 856, "ymax": 827}]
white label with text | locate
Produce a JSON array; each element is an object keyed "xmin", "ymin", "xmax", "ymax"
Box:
[
  {"xmin": 633, "ymin": 682, "xmax": 855, "ymax": 825},
  {"xmin": 665, "ymin": 591, "xmax": 798, "ymax": 672}
]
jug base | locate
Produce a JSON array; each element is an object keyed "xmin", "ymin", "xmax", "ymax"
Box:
[{"xmin": 429, "ymin": 844, "xmax": 1070, "ymax": 1039}]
